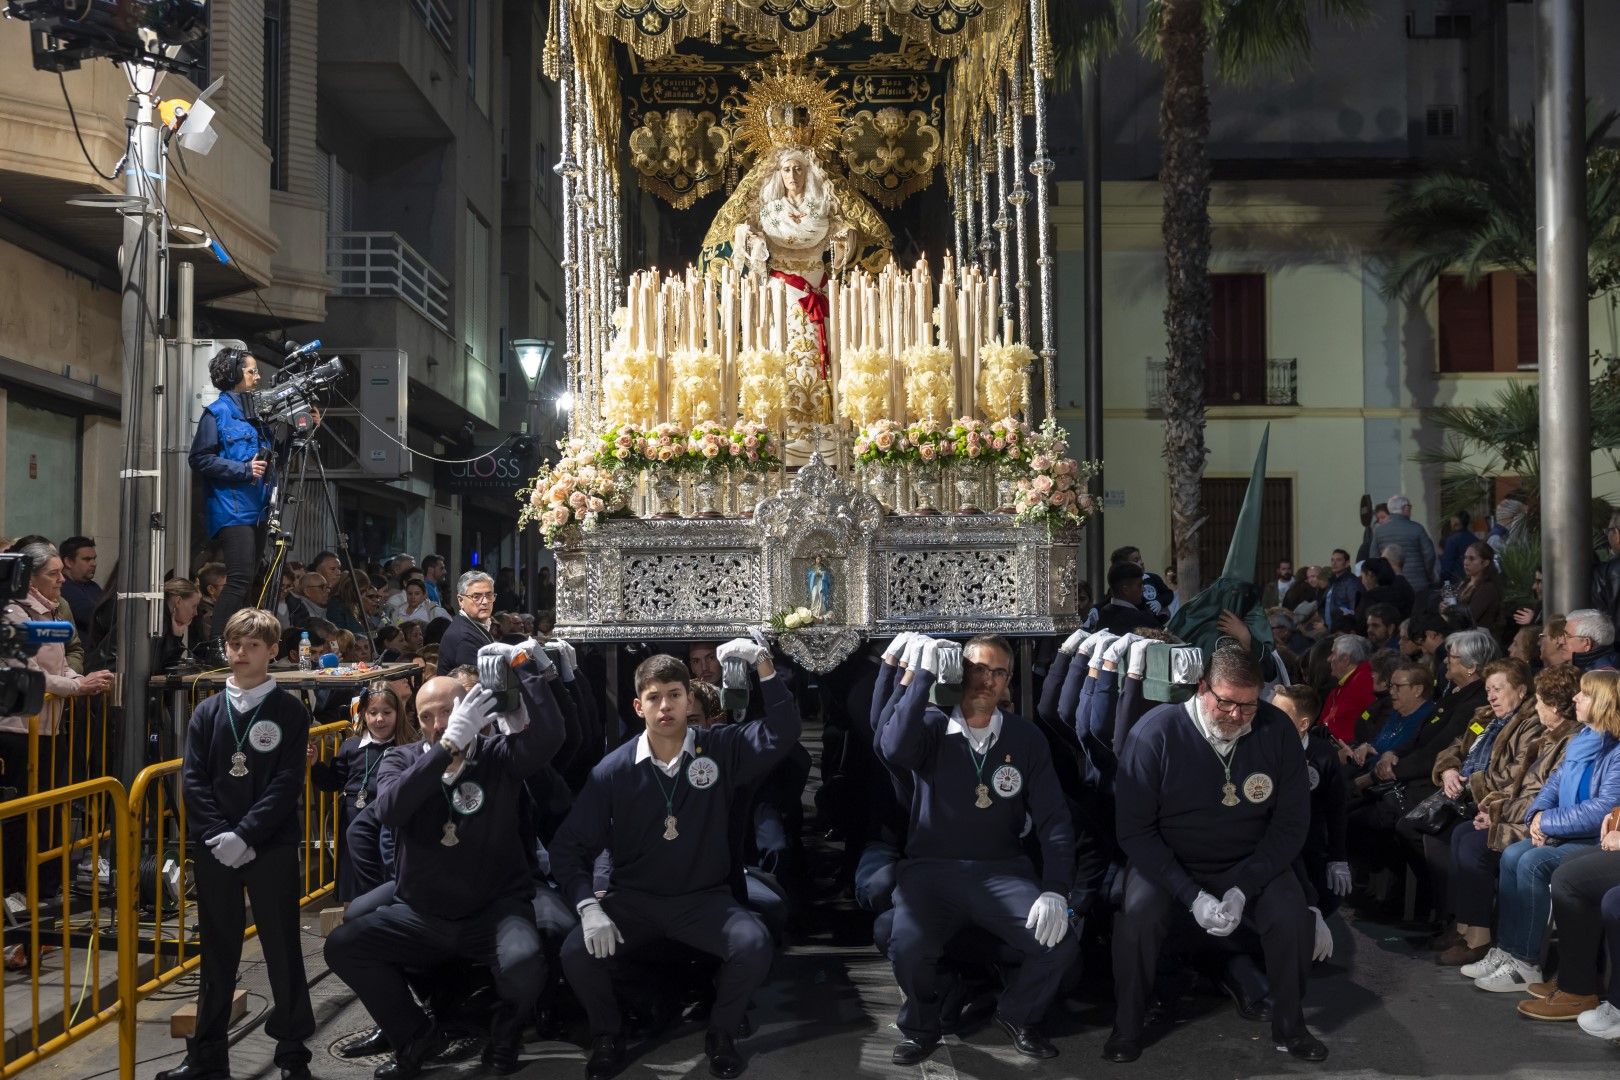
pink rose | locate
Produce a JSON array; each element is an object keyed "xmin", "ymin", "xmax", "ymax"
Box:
[
  {"xmin": 1031, "ymin": 455, "xmax": 1053, "ymax": 472},
  {"xmin": 855, "ymin": 440, "xmax": 870, "ymax": 456},
  {"xmin": 588, "ymin": 497, "xmax": 605, "ymax": 513},
  {"xmin": 1032, "ymin": 474, "xmax": 1054, "ymax": 493},
  {"xmin": 703, "ymin": 444, "xmax": 720, "ymax": 458},
  {"xmin": 876, "ymin": 431, "xmax": 895, "ymax": 450},
  {"xmin": 992, "ymin": 438, "xmax": 1006, "ymax": 451},
  {"xmin": 919, "ymin": 444, "xmax": 937, "ymax": 462},
  {"xmin": 744, "ymin": 435, "xmax": 759, "ymax": 450}
]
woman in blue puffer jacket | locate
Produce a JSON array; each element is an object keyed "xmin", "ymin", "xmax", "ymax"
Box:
[
  {"xmin": 187, "ymin": 348, "xmax": 274, "ymax": 645},
  {"xmin": 1462, "ymin": 669, "xmax": 1620, "ymax": 993}
]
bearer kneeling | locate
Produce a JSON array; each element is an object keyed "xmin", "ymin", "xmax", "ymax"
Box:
[
  {"xmin": 1108, "ymin": 644, "xmax": 1325, "ymax": 1064},
  {"xmin": 324, "ymin": 649, "xmax": 566, "ymax": 1079},
  {"xmin": 550, "ymin": 636, "xmax": 798, "ymax": 1080},
  {"xmin": 879, "ymin": 634, "xmax": 1081, "ymax": 1065}
]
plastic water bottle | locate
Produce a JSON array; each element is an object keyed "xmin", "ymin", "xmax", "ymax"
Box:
[{"xmin": 298, "ymin": 632, "xmax": 313, "ymax": 671}]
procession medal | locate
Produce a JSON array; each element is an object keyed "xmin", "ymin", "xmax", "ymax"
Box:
[
  {"xmin": 440, "ymin": 821, "xmax": 459, "ymax": 847},
  {"xmin": 663, "ymin": 815, "xmax": 680, "ymax": 841},
  {"xmin": 975, "ymin": 784, "xmax": 993, "ymax": 809},
  {"xmin": 225, "ymin": 695, "xmax": 265, "ymax": 779},
  {"xmin": 229, "ymin": 751, "xmax": 249, "ymax": 778},
  {"xmin": 968, "ymin": 740, "xmax": 994, "ymax": 809},
  {"xmin": 1221, "ymin": 782, "xmax": 1241, "ymax": 808},
  {"xmin": 355, "ymin": 791, "xmax": 366, "ymax": 809}
]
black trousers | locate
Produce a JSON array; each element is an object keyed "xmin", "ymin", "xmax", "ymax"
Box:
[
  {"xmin": 560, "ymin": 886, "xmax": 772, "ymax": 1037},
  {"xmin": 1448, "ymin": 823, "xmax": 1502, "ymax": 927},
  {"xmin": 191, "ymin": 844, "xmax": 313, "ymax": 1069},
  {"xmin": 1112, "ymin": 866, "xmax": 1312, "ymax": 1044},
  {"xmin": 211, "ymin": 523, "xmax": 264, "ymax": 636},
  {"xmin": 889, "ymin": 857, "xmax": 1078, "ymax": 1040},
  {"xmin": 325, "ymin": 894, "xmax": 543, "ymax": 1052},
  {"xmin": 0, "ymin": 730, "xmax": 65, "ymax": 899},
  {"xmin": 1548, "ymin": 847, "xmax": 1620, "ymax": 1000}
]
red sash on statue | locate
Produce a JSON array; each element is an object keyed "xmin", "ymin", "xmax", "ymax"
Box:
[{"xmin": 769, "ymin": 269, "xmax": 831, "ymax": 379}]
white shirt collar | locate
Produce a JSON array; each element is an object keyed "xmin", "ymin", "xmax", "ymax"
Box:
[
  {"xmin": 1185, "ymin": 696, "xmax": 1252, "ymax": 756},
  {"xmin": 635, "ymin": 728, "xmax": 697, "ymax": 777},
  {"xmin": 359, "ymin": 732, "xmax": 382, "ymax": 748},
  {"xmin": 947, "ymin": 707, "xmax": 1003, "ymax": 752},
  {"xmin": 225, "ymin": 676, "xmax": 277, "ymax": 712}
]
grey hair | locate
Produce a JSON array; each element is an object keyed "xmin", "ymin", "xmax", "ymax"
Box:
[
  {"xmin": 1331, "ymin": 635, "xmax": 1371, "ymax": 663},
  {"xmin": 1565, "ymin": 608, "xmax": 1616, "ymax": 648},
  {"xmin": 1445, "ymin": 627, "xmax": 1499, "ymax": 673},
  {"xmin": 456, "ymin": 570, "xmax": 493, "ymax": 596},
  {"xmin": 1379, "ymin": 544, "xmax": 1404, "ymax": 570},
  {"xmin": 19, "ymin": 541, "xmax": 59, "ymax": 576},
  {"xmin": 1387, "ymin": 494, "xmax": 1412, "ymax": 515}
]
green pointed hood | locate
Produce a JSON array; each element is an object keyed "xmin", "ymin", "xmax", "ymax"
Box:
[{"xmin": 1221, "ymin": 424, "xmax": 1270, "ymax": 583}]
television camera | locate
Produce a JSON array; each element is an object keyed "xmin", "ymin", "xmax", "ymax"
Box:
[
  {"xmin": 0, "ymin": 552, "xmax": 75, "ymax": 717},
  {"xmin": 5, "ymin": 0, "xmax": 209, "ymax": 75},
  {"xmin": 252, "ymin": 340, "xmax": 345, "ymax": 436}
]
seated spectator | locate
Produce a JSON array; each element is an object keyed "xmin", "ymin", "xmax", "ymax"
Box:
[
  {"xmin": 286, "ymin": 572, "xmax": 331, "ymax": 630},
  {"xmin": 401, "ymin": 621, "xmax": 426, "ymax": 653},
  {"xmin": 1448, "ymin": 541, "xmax": 1505, "ymax": 643},
  {"xmin": 1347, "ymin": 661, "xmax": 1435, "ymax": 779},
  {"xmin": 195, "ymin": 561, "xmax": 226, "ymax": 639},
  {"xmin": 1541, "ymin": 615, "xmax": 1572, "ymax": 669},
  {"xmin": 375, "ymin": 625, "xmax": 405, "ymax": 661},
  {"xmin": 1439, "ymin": 510, "xmax": 1479, "ymax": 587},
  {"xmin": 1433, "ymin": 665, "xmax": 1578, "ymax": 965},
  {"xmin": 1465, "ymin": 669, "xmax": 1620, "ymax": 992},
  {"xmin": 1509, "ymin": 625, "xmax": 1540, "ymax": 668},
  {"xmin": 1355, "ymin": 651, "xmax": 1403, "ymax": 747},
  {"xmin": 393, "ymin": 576, "xmax": 449, "ymax": 625},
  {"xmin": 1357, "ymin": 558, "xmax": 1409, "ymax": 623},
  {"xmin": 1565, "ymin": 609, "xmax": 1618, "ymax": 672},
  {"xmin": 1531, "ymin": 803, "xmax": 1620, "ymax": 1028},
  {"xmin": 1511, "ymin": 568, "xmax": 1543, "ymax": 630},
  {"xmin": 157, "ymin": 577, "xmax": 206, "ymax": 671},
  {"xmin": 1364, "ymin": 603, "xmax": 1402, "ymax": 655},
  {"xmin": 1320, "ymin": 635, "xmax": 1375, "ymax": 745},
  {"xmin": 1294, "ymin": 601, "xmax": 1326, "ymax": 644}
]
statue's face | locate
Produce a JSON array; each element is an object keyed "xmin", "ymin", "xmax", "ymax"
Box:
[{"xmin": 778, "ymin": 154, "xmax": 807, "ymax": 198}]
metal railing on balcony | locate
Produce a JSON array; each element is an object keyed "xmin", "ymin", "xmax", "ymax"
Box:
[
  {"xmin": 410, "ymin": 0, "xmax": 454, "ymax": 54},
  {"xmin": 328, "ymin": 231, "xmax": 451, "ymax": 333},
  {"xmin": 1146, "ymin": 358, "xmax": 1299, "ymax": 409}
]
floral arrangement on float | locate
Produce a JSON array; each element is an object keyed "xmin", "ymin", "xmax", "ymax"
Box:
[
  {"xmin": 1013, "ymin": 420, "xmax": 1099, "ymax": 530},
  {"xmin": 517, "ymin": 439, "xmax": 630, "ymax": 545}
]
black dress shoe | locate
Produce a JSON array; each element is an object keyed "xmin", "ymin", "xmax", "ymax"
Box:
[
  {"xmin": 891, "ymin": 1036, "xmax": 941, "ymax": 1066},
  {"xmin": 1276, "ymin": 1030, "xmax": 1329, "ymax": 1062},
  {"xmin": 735, "ymin": 1012, "xmax": 754, "ymax": 1039},
  {"xmin": 374, "ymin": 1022, "xmax": 445, "ymax": 1080},
  {"xmin": 1102, "ymin": 1032, "xmax": 1142, "ymax": 1063},
  {"xmin": 705, "ymin": 1030, "xmax": 746, "ymax": 1079},
  {"xmin": 340, "ymin": 1027, "xmax": 393, "ymax": 1059},
  {"xmin": 1217, "ymin": 974, "xmax": 1273, "ymax": 1023},
  {"xmin": 154, "ymin": 1061, "xmax": 229, "ymax": 1080},
  {"xmin": 585, "ymin": 1034, "xmax": 627, "ymax": 1080},
  {"xmin": 994, "ymin": 1015, "xmax": 1057, "ymax": 1059},
  {"xmin": 482, "ymin": 1040, "xmax": 523, "ymax": 1076}
]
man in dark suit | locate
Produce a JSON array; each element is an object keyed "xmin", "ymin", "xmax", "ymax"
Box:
[{"xmin": 436, "ymin": 571, "xmax": 499, "ymax": 675}]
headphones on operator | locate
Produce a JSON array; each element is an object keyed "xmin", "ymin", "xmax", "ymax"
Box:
[{"xmin": 207, "ymin": 347, "xmax": 252, "ymax": 393}]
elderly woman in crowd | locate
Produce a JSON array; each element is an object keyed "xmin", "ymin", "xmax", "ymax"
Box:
[
  {"xmin": 1521, "ymin": 804, "xmax": 1620, "ymax": 1026},
  {"xmin": 1508, "ymin": 625, "xmax": 1541, "ymax": 669},
  {"xmin": 1464, "ymin": 669, "xmax": 1620, "ymax": 992},
  {"xmin": 1320, "ymin": 635, "xmax": 1376, "ymax": 745},
  {"xmin": 1414, "ymin": 658, "xmax": 1549, "ymax": 964}
]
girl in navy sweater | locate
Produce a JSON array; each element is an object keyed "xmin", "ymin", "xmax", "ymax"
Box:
[{"xmin": 308, "ymin": 683, "xmax": 416, "ymax": 902}]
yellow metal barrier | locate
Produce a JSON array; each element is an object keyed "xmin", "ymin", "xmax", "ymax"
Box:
[{"xmin": 0, "ymin": 776, "xmax": 133, "ymax": 1080}]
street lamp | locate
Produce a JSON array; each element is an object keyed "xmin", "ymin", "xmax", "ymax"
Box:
[{"xmin": 511, "ymin": 338, "xmax": 554, "ymax": 616}]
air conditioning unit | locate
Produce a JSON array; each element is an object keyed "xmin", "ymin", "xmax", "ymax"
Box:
[{"xmin": 306, "ymin": 348, "xmax": 412, "ymax": 478}]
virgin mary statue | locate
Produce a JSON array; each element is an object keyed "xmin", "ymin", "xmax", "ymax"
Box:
[{"xmin": 701, "ymin": 63, "xmax": 891, "ymax": 446}]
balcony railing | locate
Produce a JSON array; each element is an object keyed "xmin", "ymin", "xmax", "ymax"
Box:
[
  {"xmin": 328, "ymin": 231, "xmax": 451, "ymax": 333},
  {"xmin": 410, "ymin": 0, "xmax": 454, "ymax": 54},
  {"xmin": 1146, "ymin": 358, "xmax": 1299, "ymax": 409}
]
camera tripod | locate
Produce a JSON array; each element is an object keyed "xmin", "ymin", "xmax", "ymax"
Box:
[{"xmin": 257, "ymin": 428, "xmax": 378, "ymax": 656}]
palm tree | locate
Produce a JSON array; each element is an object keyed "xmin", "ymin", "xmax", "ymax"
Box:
[
  {"xmin": 1381, "ymin": 112, "xmax": 1620, "ymax": 301},
  {"xmin": 1054, "ymin": 1, "xmax": 1368, "ymax": 600}
]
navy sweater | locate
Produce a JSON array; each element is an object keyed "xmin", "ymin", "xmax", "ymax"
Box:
[
  {"xmin": 182, "ymin": 684, "xmax": 310, "ymax": 850},
  {"xmin": 1117, "ymin": 699, "xmax": 1309, "ymax": 906},
  {"xmin": 372, "ymin": 662, "xmax": 565, "ymax": 918},
  {"xmin": 550, "ymin": 673, "xmax": 801, "ymax": 908},
  {"xmin": 878, "ymin": 671, "xmax": 1076, "ymax": 895}
]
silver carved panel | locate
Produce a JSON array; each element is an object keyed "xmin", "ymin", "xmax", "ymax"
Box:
[
  {"xmin": 619, "ymin": 550, "xmax": 762, "ymax": 624},
  {"xmin": 882, "ymin": 548, "xmax": 1022, "ymax": 619}
]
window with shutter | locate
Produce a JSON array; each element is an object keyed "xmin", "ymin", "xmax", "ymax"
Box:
[
  {"xmin": 1437, "ymin": 275, "xmax": 1493, "ymax": 372},
  {"xmin": 465, "ymin": 208, "xmax": 491, "ymax": 367},
  {"xmin": 1207, "ymin": 273, "xmax": 1267, "ymax": 404},
  {"xmin": 1197, "ymin": 477, "xmax": 1294, "ymax": 586}
]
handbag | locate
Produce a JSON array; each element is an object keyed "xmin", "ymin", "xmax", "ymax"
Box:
[{"xmin": 1401, "ymin": 788, "xmax": 1476, "ymax": 836}]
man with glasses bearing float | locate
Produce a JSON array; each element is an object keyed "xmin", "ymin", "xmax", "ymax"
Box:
[
  {"xmin": 1108, "ymin": 643, "xmax": 1326, "ymax": 1064},
  {"xmin": 437, "ymin": 571, "xmax": 502, "ymax": 675},
  {"xmin": 878, "ymin": 633, "xmax": 1082, "ymax": 1065}
]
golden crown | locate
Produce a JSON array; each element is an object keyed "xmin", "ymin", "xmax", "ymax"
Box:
[{"xmin": 734, "ymin": 57, "xmax": 846, "ymax": 160}]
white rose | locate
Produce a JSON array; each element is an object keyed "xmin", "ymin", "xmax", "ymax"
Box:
[{"xmin": 784, "ymin": 612, "xmax": 804, "ymax": 629}]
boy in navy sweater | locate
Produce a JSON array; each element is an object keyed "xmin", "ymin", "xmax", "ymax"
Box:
[
  {"xmin": 878, "ymin": 634, "xmax": 1080, "ymax": 1065},
  {"xmin": 161, "ymin": 609, "xmax": 314, "ymax": 1080},
  {"xmin": 1108, "ymin": 644, "xmax": 1324, "ymax": 1064},
  {"xmin": 551, "ymin": 637, "xmax": 798, "ymax": 1080}
]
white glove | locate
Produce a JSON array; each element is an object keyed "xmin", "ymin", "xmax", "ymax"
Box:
[
  {"xmin": 523, "ymin": 639, "xmax": 556, "ymax": 677},
  {"xmin": 1218, "ymin": 886, "xmax": 1247, "ymax": 927},
  {"xmin": 1085, "ymin": 632, "xmax": 1118, "ymax": 665},
  {"xmin": 1191, "ymin": 891, "xmax": 1236, "ymax": 936},
  {"xmin": 1309, "ymin": 906, "xmax": 1334, "ymax": 962},
  {"xmin": 1059, "ymin": 628, "xmax": 1089, "ymax": 656},
  {"xmin": 901, "ymin": 635, "xmax": 931, "ymax": 670},
  {"xmin": 1024, "ymin": 891, "xmax": 1070, "ymax": 949},
  {"xmin": 934, "ymin": 642, "xmax": 963, "ymax": 684},
  {"xmin": 1326, "ymin": 861, "xmax": 1352, "ymax": 897},
  {"xmin": 919, "ymin": 638, "xmax": 943, "ymax": 676},
  {"xmin": 443, "ymin": 684, "xmax": 496, "ymax": 752},
  {"xmin": 547, "ymin": 638, "xmax": 578, "ymax": 681},
  {"xmin": 716, "ymin": 636, "xmax": 770, "ymax": 667},
  {"xmin": 1076, "ymin": 631, "xmax": 1111, "ymax": 659},
  {"xmin": 1126, "ymin": 637, "xmax": 1154, "ymax": 679},
  {"xmin": 205, "ymin": 831, "xmax": 253, "ymax": 869},
  {"xmin": 884, "ymin": 633, "xmax": 914, "ymax": 663},
  {"xmin": 1103, "ymin": 633, "xmax": 1138, "ymax": 665},
  {"xmin": 580, "ymin": 900, "xmax": 623, "ymax": 959},
  {"xmin": 748, "ymin": 627, "xmax": 771, "ymax": 653}
]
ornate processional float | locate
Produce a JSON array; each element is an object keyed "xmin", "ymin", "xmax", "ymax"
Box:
[{"xmin": 524, "ymin": 1, "xmax": 1097, "ymax": 672}]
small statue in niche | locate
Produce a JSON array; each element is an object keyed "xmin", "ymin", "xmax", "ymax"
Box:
[{"xmin": 807, "ymin": 554, "xmax": 833, "ymax": 621}]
